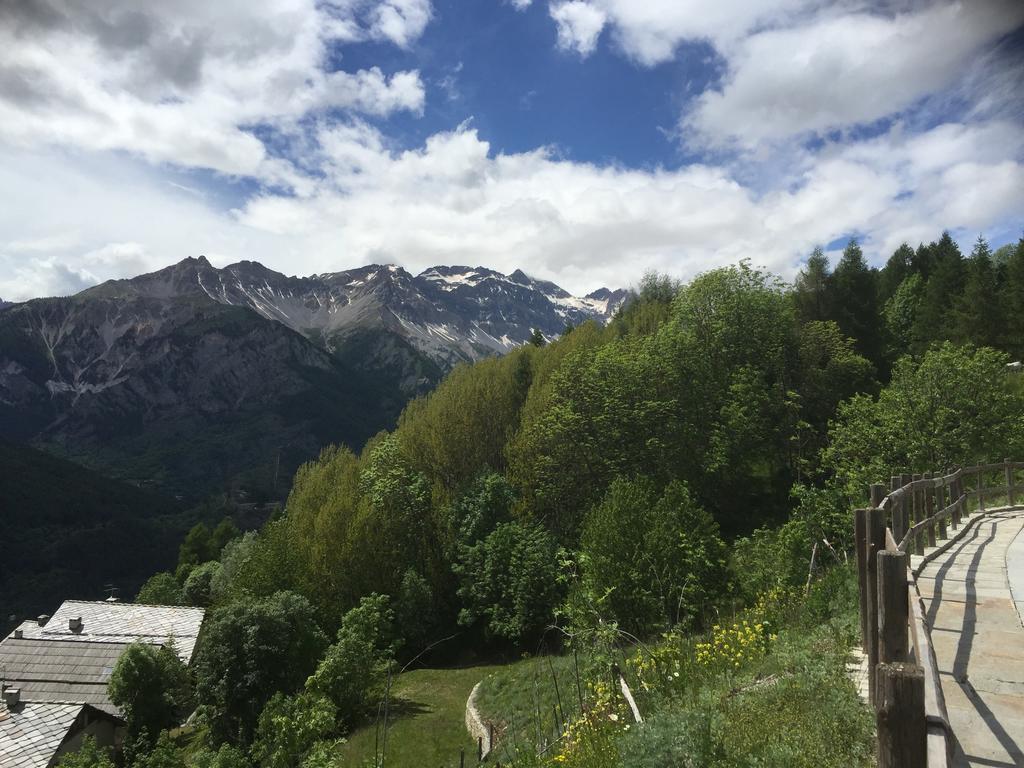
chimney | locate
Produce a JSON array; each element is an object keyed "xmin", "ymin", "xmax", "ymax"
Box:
[
  {"xmin": 69, "ymin": 617, "xmax": 82, "ymax": 632},
  {"xmin": 2, "ymin": 689, "xmax": 20, "ymax": 709},
  {"xmin": 36, "ymin": 615, "xmax": 49, "ymax": 627},
  {"xmin": 13, "ymin": 629, "xmax": 23, "ymax": 639}
]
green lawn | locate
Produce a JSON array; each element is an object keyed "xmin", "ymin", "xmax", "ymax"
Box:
[{"xmin": 337, "ymin": 666, "xmax": 494, "ymax": 768}]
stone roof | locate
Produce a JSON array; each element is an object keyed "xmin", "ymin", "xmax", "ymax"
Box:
[
  {"xmin": 9, "ymin": 600, "xmax": 205, "ymax": 663},
  {"xmin": 0, "ymin": 638, "xmax": 127, "ymax": 717},
  {"xmin": 0, "ymin": 700, "xmax": 84, "ymax": 768}
]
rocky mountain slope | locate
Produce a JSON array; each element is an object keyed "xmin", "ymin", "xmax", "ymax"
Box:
[
  {"xmin": 86, "ymin": 257, "xmax": 626, "ymax": 375},
  {"xmin": 0, "ymin": 258, "xmax": 626, "ymax": 497}
]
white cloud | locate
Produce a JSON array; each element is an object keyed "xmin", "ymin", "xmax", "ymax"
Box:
[
  {"xmin": 689, "ymin": 1, "xmax": 1024, "ymax": 147},
  {"xmin": 361, "ymin": 0, "xmax": 433, "ymax": 47},
  {"xmin": 0, "ymin": 0, "xmax": 429, "ymax": 179},
  {"xmin": 7, "ymin": 114, "xmax": 1020, "ymax": 301},
  {"xmin": 549, "ymin": 0, "xmax": 814, "ymax": 64},
  {"xmin": 550, "ymin": 2, "xmax": 607, "ymax": 56}
]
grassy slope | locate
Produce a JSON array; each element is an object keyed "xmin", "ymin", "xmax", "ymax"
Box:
[
  {"xmin": 337, "ymin": 666, "xmax": 494, "ymax": 768},
  {"xmin": 473, "ymin": 567, "xmax": 874, "ymax": 768},
  {"xmin": 475, "ymin": 655, "xmax": 581, "ymax": 758}
]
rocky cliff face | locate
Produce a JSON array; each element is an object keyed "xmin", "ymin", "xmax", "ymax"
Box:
[{"xmin": 0, "ymin": 257, "xmax": 626, "ymax": 497}]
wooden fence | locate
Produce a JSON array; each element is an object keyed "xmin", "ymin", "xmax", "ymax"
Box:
[{"xmin": 855, "ymin": 458, "xmax": 1023, "ymax": 767}]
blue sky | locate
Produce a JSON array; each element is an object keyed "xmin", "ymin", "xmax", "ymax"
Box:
[
  {"xmin": 335, "ymin": 0, "xmax": 714, "ymax": 166},
  {"xmin": 0, "ymin": 0, "xmax": 1022, "ymax": 300}
]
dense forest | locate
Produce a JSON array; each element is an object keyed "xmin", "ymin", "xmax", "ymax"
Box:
[
  {"xmin": 0, "ymin": 442, "xmax": 193, "ymax": 629},
  {"xmin": 56, "ymin": 233, "xmax": 1024, "ymax": 768}
]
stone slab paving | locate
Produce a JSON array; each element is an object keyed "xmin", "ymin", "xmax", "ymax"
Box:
[{"xmin": 918, "ymin": 510, "xmax": 1024, "ymax": 767}]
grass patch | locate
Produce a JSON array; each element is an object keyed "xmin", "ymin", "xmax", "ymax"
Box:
[
  {"xmin": 473, "ymin": 565, "xmax": 874, "ymax": 767},
  {"xmin": 336, "ymin": 666, "xmax": 493, "ymax": 768},
  {"xmin": 475, "ymin": 654, "xmax": 583, "ymax": 758}
]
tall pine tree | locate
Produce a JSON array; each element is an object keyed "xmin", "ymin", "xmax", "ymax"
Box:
[
  {"xmin": 955, "ymin": 236, "xmax": 1001, "ymax": 348},
  {"xmin": 913, "ymin": 231, "xmax": 965, "ymax": 347},
  {"xmin": 830, "ymin": 239, "xmax": 884, "ymax": 370},
  {"xmin": 793, "ymin": 246, "xmax": 832, "ymax": 323},
  {"xmin": 1002, "ymin": 237, "xmax": 1024, "ymax": 359},
  {"xmin": 878, "ymin": 243, "xmax": 915, "ymax": 303}
]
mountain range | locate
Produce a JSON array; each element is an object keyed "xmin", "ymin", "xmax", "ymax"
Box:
[{"xmin": 0, "ymin": 257, "xmax": 627, "ymax": 498}]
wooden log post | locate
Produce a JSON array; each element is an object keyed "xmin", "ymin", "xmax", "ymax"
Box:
[
  {"xmin": 866, "ymin": 507, "xmax": 886, "ymax": 705},
  {"xmin": 924, "ymin": 472, "xmax": 937, "ymax": 549},
  {"xmin": 855, "ymin": 508, "xmax": 870, "ymax": 646},
  {"xmin": 1006, "ymin": 458, "xmax": 1016, "ymax": 507},
  {"xmin": 953, "ymin": 473, "xmax": 963, "ymax": 527},
  {"xmin": 912, "ymin": 474, "xmax": 925, "ymax": 555},
  {"xmin": 937, "ymin": 474, "xmax": 948, "ymax": 541},
  {"xmin": 891, "ymin": 476, "xmax": 904, "ymax": 543},
  {"xmin": 876, "ymin": 662, "xmax": 926, "ymax": 768},
  {"xmin": 977, "ymin": 466, "xmax": 986, "ymax": 512},
  {"xmin": 870, "ymin": 483, "xmax": 886, "ymax": 513},
  {"xmin": 877, "ymin": 551, "xmax": 909, "ymax": 663},
  {"xmin": 952, "ymin": 472, "xmax": 960, "ymax": 528},
  {"xmin": 900, "ymin": 473, "xmax": 912, "ymax": 550}
]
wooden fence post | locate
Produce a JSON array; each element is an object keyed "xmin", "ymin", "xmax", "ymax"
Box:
[
  {"xmin": 912, "ymin": 474, "xmax": 925, "ymax": 554},
  {"xmin": 1006, "ymin": 458, "xmax": 1016, "ymax": 507},
  {"xmin": 866, "ymin": 507, "xmax": 886, "ymax": 705},
  {"xmin": 855, "ymin": 508, "xmax": 869, "ymax": 645},
  {"xmin": 876, "ymin": 662, "xmax": 926, "ymax": 768},
  {"xmin": 952, "ymin": 472, "xmax": 961, "ymax": 528},
  {"xmin": 870, "ymin": 483, "xmax": 886, "ymax": 512},
  {"xmin": 924, "ymin": 472, "xmax": 937, "ymax": 549},
  {"xmin": 890, "ymin": 476, "xmax": 904, "ymax": 543},
  {"xmin": 977, "ymin": 466, "xmax": 985, "ymax": 512},
  {"xmin": 877, "ymin": 551, "xmax": 909, "ymax": 663},
  {"xmin": 937, "ymin": 473, "xmax": 948, "ymax": 540},
  {"xmin": 905, "ymin": 473, "xmax": 913, "ymax": 548}
]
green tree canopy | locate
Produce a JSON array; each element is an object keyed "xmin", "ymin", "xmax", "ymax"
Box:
[
  {"xmin": 581, "ymin": 477, "xmax": 729, "ymax": 635},
  {"xmin": 193, "ymin": 591, "xmax": 328, "ymax": 746},
  {"xmin": 824, "ymin": 343, "xmax": 1022, "ymax": 499},
  {"xmin": 108, "ymin": 641, "xmax": 191, "ymax": 751},
  {"xmin": 455, "ymin": 520, "xmax": 562, "ymax": 645},
  {"xmin": 135, "ymin": 572, "xmax": 183, "ymax": 606},
  {"xmin": 306, "ymin": 594, "xmax": 394, "ymax": 730}
]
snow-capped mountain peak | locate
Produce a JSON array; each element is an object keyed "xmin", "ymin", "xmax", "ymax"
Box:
[{"xmin": 75, "ymin": 258, "xmax": 629, "ymax": 371}]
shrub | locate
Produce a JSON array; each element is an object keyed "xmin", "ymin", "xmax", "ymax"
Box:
[
  {"xmin": 306, "ymin": 594, "xmax": 393, "ymax": 730},
  {"xmin": 251, "ymin": 692, "xmax": 337, "ymax": 768},
  {"xmin": 55, "ymin": 737, "xmax": 116, "ymax": 768},
  {"xmin": 581, "ymin": 478, "xmax": 729, "ymax": 636}
]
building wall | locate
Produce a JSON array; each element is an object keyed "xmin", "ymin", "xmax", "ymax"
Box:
[{"xmin": 51, "ymin": 710, "xmax": 123, "ymax": 765}]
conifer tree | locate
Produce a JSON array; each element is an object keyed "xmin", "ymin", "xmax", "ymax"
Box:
[
  {"xmin": 913, "ymin": 231, "xmax": 965, "ymax": 346},
  {"xmin": 878, "ymin": 243, "xmax": 914, "ymax": 303},
  {"xmin": 830, "ymin": 239, "xmax": 884, "ymax": 368},
  {"xmin": 1002, "ymin": 237, "xmax": 1024, "ymax": 359},
  {"xmin": 793, "ymin": 246, "xmax": 832, "ymax": 323},
  {"xmin": 955, "ymin": 236, "xmax": 1001, "ymax": 347}
]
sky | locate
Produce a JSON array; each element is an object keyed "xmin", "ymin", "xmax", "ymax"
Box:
[{"xmin": 0, "ymin": 0, "xmax": 1022, "ymax": 301}]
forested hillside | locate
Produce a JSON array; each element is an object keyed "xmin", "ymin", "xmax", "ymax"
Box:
[
  {"xmin": 0, "ymin": 442, "xmax": 194, "ymax": 630},
  {"xmin": 64, "ymin": 234, "xmax": 1024, "ymax": 768}
]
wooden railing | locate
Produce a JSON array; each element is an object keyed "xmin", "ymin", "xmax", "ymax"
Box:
[{"xmin": 855, "ymin": 459, "xmax": 1023, "ymax": 768}]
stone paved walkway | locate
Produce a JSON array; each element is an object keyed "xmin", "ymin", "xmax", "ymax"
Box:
[{"xmin": 917, "ymin": 509, "xmax": 1024, "ymax": 767}]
